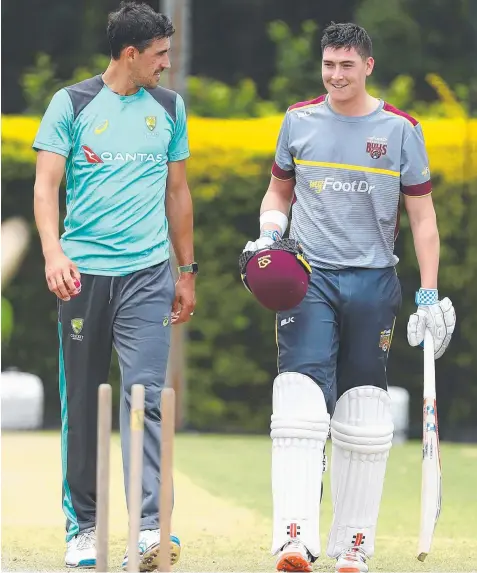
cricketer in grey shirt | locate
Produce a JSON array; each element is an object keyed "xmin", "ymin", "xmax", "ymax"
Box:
[{"xmin": 271, "ymin": 94, "xmax": 432, "ymax": 270}]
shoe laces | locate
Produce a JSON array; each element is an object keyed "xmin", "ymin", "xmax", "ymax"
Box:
[
  {"xmin": 339, "ymin": 547, "xmax": 367, "ymax": 563},
  {"xmin": 284, "ymin": 540, "xmax": 312, "ymax": 561},
  {"xmin": 138, "ymin": 529, "xmax": 160, "ymax": 550},
  {"xmin": 76, "ymin": 531, "xmax": 96, "ymax": 550},
  {"xmin": 140, "ymin": 528, "xmax": 159, "ymax": 541},
  {"xmin": 284, "ymin": 540, "xmax": 303, "ymax": 550}
]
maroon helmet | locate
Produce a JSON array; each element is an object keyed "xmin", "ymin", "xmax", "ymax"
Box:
[{"xmin": 239, "ymin": 238, "xmax": 312, "ymax": 311}]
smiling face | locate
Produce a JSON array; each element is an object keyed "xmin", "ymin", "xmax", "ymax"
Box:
[
  {"xmin": 127, "ymin": 37, "xmax": 171, "ymax": 89},
  {"xmin": 322, "ymin": 46, "xmax": 374, "ymax": 104}
]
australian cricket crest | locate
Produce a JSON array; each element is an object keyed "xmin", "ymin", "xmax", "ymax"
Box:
[
  {"xmin": 379, "ymin": 328, "xmax": 392, "ymax": 351},
  {"xmin": 366, "ymin": 136, "xmax": 388, "ymax": 159},
  {"xmin": 71, "ymin": 318, "xmax": 84, "ymax": 341},
  {"xmin": 145, "ymin": 116, "xmax": 157, "ymax": 131}
]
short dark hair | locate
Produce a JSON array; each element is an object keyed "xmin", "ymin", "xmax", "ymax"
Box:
[
  {"xmin": 107, "ymin": 1, "xmax": 175, "ymax": 60},
  {"xmin": 321, "ymin": 22, "xmax": 373, "ymax": 60}
]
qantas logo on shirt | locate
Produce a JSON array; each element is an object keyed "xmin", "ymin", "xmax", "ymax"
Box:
[
  {"xmin": 82, "ymin": 145, "xmax": 103, "ymax": 163},
  {"xmin": 81, "ymin": 145, "xmax": 165, "ymax": 164}
]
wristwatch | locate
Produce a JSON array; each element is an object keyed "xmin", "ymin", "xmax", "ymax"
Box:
[{"xmin": 178, "ymin": 262, "xmax": 199, "ymax": 275}]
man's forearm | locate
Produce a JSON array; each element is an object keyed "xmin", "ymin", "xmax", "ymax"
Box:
[
  {"xmin": 166, "ymin": 185, "xmax": 194, "ymax": 266},
  {"xmin": 411, "ymin": 216, "xmax": 440, "ymax": 289},
  {"xmin": 259, "ymin": 179, "xmax": 294, "ymax": 235},
  {"xmin": 260, "ymin": 189, "xmax": 291, "ymax": 217},
  {"xmin": 34, "ymin": 186, "xmax": 62, "ymax": 257}
]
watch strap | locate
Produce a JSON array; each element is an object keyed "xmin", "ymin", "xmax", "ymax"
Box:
[{"xmin": 178, "ymin": 262, "xmax": 198, "ymax": 274}]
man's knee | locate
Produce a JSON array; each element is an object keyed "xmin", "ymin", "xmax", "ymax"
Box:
[
  {"xmin": 279, "ymin": 368, "xmax": 336, "ymax": 413},
  {"xmin": 337, "ymin": 361, "xmax": 388, "ymax": 399},
  {"xmin": 122, "ymin": 374, "xmax": 163, "ymax": 420}
]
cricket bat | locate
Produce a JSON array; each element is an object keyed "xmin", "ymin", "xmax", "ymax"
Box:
[{"xmin": 417, "ymin": 328, "xmax": 442, "ymax": 561}]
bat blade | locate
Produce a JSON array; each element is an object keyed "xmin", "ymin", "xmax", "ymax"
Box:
[{"xmin": 417, "ymin": 329, "xmax": 442, "ymax": 561}]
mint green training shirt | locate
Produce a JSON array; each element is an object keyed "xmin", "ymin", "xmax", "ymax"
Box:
[{"xmin": 33, "ymin": 75, "xmax": 190, "ymax": 275}]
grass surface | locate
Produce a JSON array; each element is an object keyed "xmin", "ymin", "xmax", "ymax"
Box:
[{"xmin": 2, "ymin": 432, "xmax": 477, "ymax": 572}]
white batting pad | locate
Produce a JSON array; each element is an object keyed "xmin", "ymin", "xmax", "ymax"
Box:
[
  {"xmin": 326, "ymin": 386, "xmax": 394, "ymax": 559},
  {"xmin": 270, "ymin": 372, "xmax": 330, "ymax": 557}
]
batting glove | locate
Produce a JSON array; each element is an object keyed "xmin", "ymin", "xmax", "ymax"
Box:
[
  {"xmin": 243, "ymin": 229, "xmax": 281, "ymax": 253},
  {"xmin": 407, "ymin": 288, "xmax": 456, "ymax": 359}
]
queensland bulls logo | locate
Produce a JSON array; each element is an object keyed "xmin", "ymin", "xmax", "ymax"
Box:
[{"xmin": 366, "ymin": 137, "xmax": 388, "ymax": 159}]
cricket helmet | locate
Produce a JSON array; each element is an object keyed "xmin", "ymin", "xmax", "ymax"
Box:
[{"xmin": 239, "ymin": 238, "xmax": 312, "ymax": 312}]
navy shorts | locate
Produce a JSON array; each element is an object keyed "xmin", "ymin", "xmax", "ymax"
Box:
[{"xmin": 276, "ymin": 266, "xmax": 402, "ymax": 414}]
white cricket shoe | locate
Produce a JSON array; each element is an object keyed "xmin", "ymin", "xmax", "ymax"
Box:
[
  {"xmin": 335, "ymin": 547, "xmax": 368, "ymax": 573},
  {"xmin": 122, "ymin": 529, "xmax": 181, "ymax": 572},
  {"xmin": 276, "ymin": 540, "xmax": 313, "ymax": 572},
  {"xmin": 65, "ymin": 530, "xmax": 96, "ymax": 568}
]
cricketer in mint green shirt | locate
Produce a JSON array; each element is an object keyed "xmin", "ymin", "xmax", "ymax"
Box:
[{"xmin": 33, "ymin": 74, "xmax": 190, "ymax": 275}]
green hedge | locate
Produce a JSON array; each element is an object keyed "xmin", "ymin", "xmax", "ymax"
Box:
[{"xmin": 2, "ymin": 133, "xmax": 477, "ymax": 438}]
